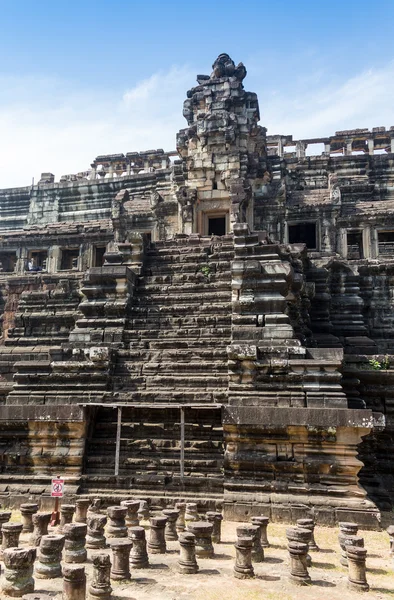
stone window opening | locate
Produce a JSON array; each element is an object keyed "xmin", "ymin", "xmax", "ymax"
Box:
[
  {"xmin": 0, "ymin": 252, "xmax": 17, "ymax": 272},
  {"xmin": 347, "ymin": 231, "xmax": 363, "ymax": 260},
  {"xmin": 208, "ymin": 216, "xmax": 226, "ymax": 236},
  {"xmin": 288, "ymin": 222, "xmax": 317, "ymax": 250},
  {"xmin": 94, "ymin": 245, "xmax": 106, "ymax": 267},
  {"xmin": 27, "ymin": 250, "xmax": 47, "ymax": 271},
  {"xmin": 60, "ymin": 248, "xmax": 80, "ymax": 271},
  {"xmin": 378, "ymin": 231, "xmax": 394, "ymax": 256}
]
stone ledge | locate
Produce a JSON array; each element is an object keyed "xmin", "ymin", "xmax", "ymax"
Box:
[{"xmin": 0, "ymin": 405, "xmax": 85, "ymax": 422}]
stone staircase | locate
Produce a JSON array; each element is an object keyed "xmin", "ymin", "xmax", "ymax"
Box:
[{"xmin": 83, "ymin": 235, "xmax": 234, "ymax": 495}]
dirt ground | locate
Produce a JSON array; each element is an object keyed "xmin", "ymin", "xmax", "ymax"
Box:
[{"xmin": 5, "ymin": 516, "xmax": 394, "ymax": 600}]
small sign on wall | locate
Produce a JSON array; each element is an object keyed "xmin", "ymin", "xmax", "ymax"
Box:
[{"xmin": 51, "ymin": 478, "xmax": 64, "ymax": 498}]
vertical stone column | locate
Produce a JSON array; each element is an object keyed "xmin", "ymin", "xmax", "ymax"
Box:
[
  {"xmin": 59, "ymin": 505, "xmax": 76, "ymax": 534},
  {"xmin": 233, "ymin": 536, "xmax": 254, "ymax": 579},
  {"xmin": 178, "ymin": 532, "xmax": 199, "ymax": 574},
  {"xmin": 75, "ymin": 499, "xmax": 91, "ymax": 524},
  {"xmin": 129, "ymin": 526, "xmax": 149, "ymax": 569},
  {"xmin": 338, "ymin": 522, "xmax": 359, "ymax": 566},
  {"xmin": 186, "ymin": 522, "xmax": 214, "ymax": 558},
  {"xmin": 20, "ymin": 504, "xmax": 39, "ymax": 533},
  {"xmin": 346, "ymin": 546, "xmax": 369, "ymax": 592},
  {"xmin": 296, "ymin": 518, "xmax": 319, "ymax": 551},
  {"xmin": 286, "ymin": 527, "xmax": 312, "ymax": 567},
  {"xmin": 148, "ymin": 516, "xmax": 167, "ymax": 554},
  {"xmin": 109, "ymin": 539, "xmax": 132, "ymax": 581},
  {"xmin": 120, "ymin": 500, "xmax": 140, "ymax": 528},
  {"xmin": 87, "ymin": 498, "xmax": 102, "ymax": 516},
  {"xmin": 251, "ymin": 516, "xmax": 270, "ymax": 547},
  {"xmin": 2, "ymin": 523, "xmax": 23, "ymax": 557},
  {"xmin": 287, "ymin": 541, "xmax": 311, "ymax": 586},
  {"xmin": 163, "ymin": 509, "xmax": 180, "ymax": 541},
  {"xmin": 64, "ymin": 523, "xmax": 87, "ymax": 564},
  {"xmin": 106, "ymin": 507, "xmax": 127, "ymax": 539},
  {"xmin": 31, "ymin": 513, "xmax": 52, "ymax": 547},
  {"xmin": 1, "ymin": 547, "xmax": 36, "ymax": 597},
  {"xmin": 236, "ymin": 525, "xmax": 264, "ymax": 562},
  {"xmin": 86, "ymin": 514, "xmax": 107, "ymax": 550},
  {"xmin": 0, "ymin": 512, "xmax": 11, "ymax": 544},
  {"xmin": 387, "ymin": 525, "xmax": 394, "ymax": 556},
  {"xmin": 137, "ymin": 500, "xmax": 150, "ymax": 523},
  {"xmin": 62, "ymin": 565, "xmax": 86, "ymax": 600},
  {"xmin": 175, "ymin": 502, "xmax": 186, "ymax": 533},
  {"xmin": 35, "ymin": 534, "xmax": 65, "ymax": 579},
  {"xmin": 206, "ymin": 512, "xmax": 223, "ymax": 544},
  {"xmin": 88, "ymin": 554, "xmax": 112, "ymax": 600},
  {"xmin": 185, "ymin": 503, "xmax": 198, "ymax": 525}
]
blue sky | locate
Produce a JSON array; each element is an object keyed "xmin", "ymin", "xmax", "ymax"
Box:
[{"xmin": 0, "ymin": 0, "xmax": 393, "ymax": 187}]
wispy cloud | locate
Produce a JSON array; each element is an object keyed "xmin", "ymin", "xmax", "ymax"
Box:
[{"xmin": 0, "ymin": 61, "xmax": 393, "ymax": 189}]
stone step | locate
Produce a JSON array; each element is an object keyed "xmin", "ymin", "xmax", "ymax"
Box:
[
  {"xmin": 126, "ymin": 315, "xmax": 231, "ymax": 329},
  {"xmin": 129, "ymin": 338, "xmax": 229, "ymax": 350},
  {"xmin": 129, "ymin": 302, "xmax": 232, "ymax": 316},
  {"xmin": 115, "ymin": 360, "xmax": 228, "ymax": 375},
  {"xmin": 122, "ymin": 347, "xmax": 228, "ymax": 362},
  {"xmin": 144, "ymin": 374, "xmax": 228, "ymax": 388},
  {"xmin": 125, "ymin": 327, "xmax": 231, "ymax": 340},
  {"xmin": 109, "ymin": 390, "xmax": 227, "ymax": 403}
]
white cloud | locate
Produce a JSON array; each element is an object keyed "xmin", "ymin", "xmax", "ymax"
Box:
[{"xmin": 0, "ymin": 61, "xmax": 393, "ymax": 189}]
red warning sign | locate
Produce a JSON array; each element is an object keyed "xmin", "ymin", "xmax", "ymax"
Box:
[{"xmin": 51, "ymin": 478, "xmax": 64, "ymax": 498}]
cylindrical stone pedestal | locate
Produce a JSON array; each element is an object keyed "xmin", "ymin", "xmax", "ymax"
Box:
[
  {"xmin": 59, "ymin": 505, "xmax": 76, "ymax": 534},
  {"xmin": 237, "ymin": 525, "xmax": 264, "ymax": 562},
  {"xmin": 62, "ymin": 565, "xmax": 86, "ymax": 600},
  {"xmin": 106, "ymin": 507, "xmax": 127, "ymax": 539},
  {"xmin": 175, "ymin": 502, "xmax": 186, "ymax": 533},
  {"xmin": 186, "ymin": 521, "xmax": 214, "ymax": 558},
  {"xmin": 234, "ymin": 536, "xmax": 254, "ymax": 579},
  {"xmin": 2, "ymin": 523, "xmax": 24, "ymax": 558},
  {"xmin": 339, "ymin": 531, "xmax": 363, "ymax": 567},
  {"xmin": 35, "ymin": 534, "xmax": 65, "ymax": 579},
  {"xmin": 120, "ymin": 500, "xmax": 140, "ymax": 528},
  {"xmin": 86, "ymin": 514, "xmax": 107, "ymax": 550},
  {"xmin": 64, "ymin": 523, "xmax": 87, "ymax": 564},
  {"xmin": 178, "ymin": 532, "xmax": 198, "ymax": 574},
  {"xmin": 20, "ymin": 504, "xmax": 39, "ymax": 534},
  {"xmin": 75, "ymin": 499, "xmax": 91, "ymax": 524},
  {"xmin": 185, "ymin": 503, "xmax": 198, "ymax": 525},
  {"xmin": 1, "ymin": 547, "xmax": 36, "ymax": 597},
  {"xmin": 87, "ymin": 499, "xmax": 101, "ymax": 516},
  {"xmin": 297, "ymin": 518, "xmax": 319, "ymax": 551},
  {"xmin": 255, "ymin": 515, "xmax": 270, "ymax": 547},
  {"xmin": 30, "ymin": 513, "xmax": 52, "ymax": 548},
  {"xmin": 129, "ymin": 526, "xmax": 149, "ymax": 569},
  {"xmin": 347, "ymin": 546, "xmax": 369, "ymax": 592},
  {"xmin": 287, "ymin": 541, "xmax": 311, "ymax": 586},
  {"xmin": 148, "ymin": 516, "xmax": 167, "ymax": 554},
  {"xmin": 109, "ymin": 538, "xmax": 132, "ymax": 581},
  {"xmin": 387, "ymin": 525, "xmax": 394, "ymax": 556},
  {"xmin": 137, "ymin": 500, "xmax": 150, "ymax": 523},
  {"xmin": 286, "ymin": 526, "xmax": 312, "ymax": 567},
  {"xmin": 0, "ymin": 512, "xmax": 12, "ymax": 544},
  {"xmin": 163, "ymin": 509, "xmax": 179, "ymax": 541},
  {"xmin": 206, "ymin": 512, "xmax": 223, "ymax": 544},
  {"xmin": 88, "ymin": 553, "xmax": 112, "ymax": 600}
]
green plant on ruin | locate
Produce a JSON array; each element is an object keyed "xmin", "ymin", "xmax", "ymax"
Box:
[
  {"xmin": 200, "ymin": 265, "xmax": 211, "ymax": 277},
  {"xmin": 369, "ymin": 355, "xmax": 390, "ymax": 370}
]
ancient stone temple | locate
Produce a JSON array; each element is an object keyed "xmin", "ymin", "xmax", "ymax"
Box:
[{"xmin": 0, "ymin": 53, "xmax": 393, "ymax": 527}]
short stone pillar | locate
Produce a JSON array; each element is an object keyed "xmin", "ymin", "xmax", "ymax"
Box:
[
  {"xmin": 297, "ymin": 518, "xmax": 319, "ymax": 551},
  {"xmin": 31, "ymin": 513, "xmax": 52, "ymax": 547},
  {"xmin": 75, "ymin": 499, "xmax": 91, "ymax": 524},
  {"xmin": 64, "ymin": 523, "xmax": 87, "ymax": 564},
  {"xmin": 35, "ymin": 534, "xmax": 65, "ymax": 579},
  {"xmin": 186, "ymin": 521, "xmax": 214, "ymax": 558},
  {"xmin": 1, "ymin": 547, "xmax": 36, "ymax": 597},
  {"xmin": 178, "ymin": 532, "xmax": 198, "ymax": 574},
  {"xmin": 237, "ymin": 525, "xmax": 264, "ymax": 562},
  {"xmin": 234, "ymin": 536, "xmax": 254, "ymax": 579},
  {"xmin": 86, "ymin": 514, "xmax": 107, "ymax": 550},
  {"xmin": 206, "ymin": 512, "xmax": 223, "ymax": 544},
  {"xmin": 109, "ymin": 538, "xmax": 132, "ymax": 581},
  {"xmin": 287, "ymin": 540, "xmax": 311, "ymax": 586},
  {"xmin": 148, "ymin": 516, "xmax": 167, "ymax": 554},
  {"xmin": 59, "ymin": 504, "xmax": 76, "ymax": 534},
  {"xmin": 339, "ymin": 523, "xmax": 361, "ymax": 567},
  {"xmin": 2, "ymin": 522, "xmax": 24, "ymax": 557},
  {"xmin": 347, "ymin": 545, "xmax": 369, "ymax": 592},
  {"xmin": 129, "ymin": 526, "xmax": 149, "ymax": 569},
  {"xmin": 121, "ymin": 500, "xmax": 140, "ymax": 528},
  {"xmin": 106, "ymin": 506, "xmax": 127, "ymax": 539},
  {"xmin": 88, "ymin": 553, "xmax": 112, "ymax": 600},
  {"xmin": 185, "ymin": 503, "xmax": 198, "ymax": 525},
  {"xmin": 137, "ymin": 500, "xmax": 150, "ymax": 522},
  {"xmin": 87, "ymin": 498, "xmax": 101, "ymax": 516},
  {"xmin": 175, "ymin": 502, "xmax": 186, "ymax": 533},
  {"xmin": 386, "ymin": 525, "xmax": 394, "ymax": 556},
  {"xmin": 254, "ymin": 515, "xmax": 270, "ymax": 547},
  {"xmin": 286, "ymin": 526, "xmax": 312, "ymax": 567},
  {"xmin": 62, "ymin": 565, "xmax": 86, "ymax": 600},
  {"xmin": 163, "ymin": 509, "xmax": 179, "ymax": 541},
  {"xmin": 0, "ymin": 511, "xmax": 12, "ymax": 543},
  {"xmin": 20, "ymin": 504, "xmax": 39, "ymax": 533}
]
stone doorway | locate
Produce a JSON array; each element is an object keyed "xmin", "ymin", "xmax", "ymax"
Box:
[{"xmin": 207, "ymin": 215, "xmax": 226, "ymax": 236}]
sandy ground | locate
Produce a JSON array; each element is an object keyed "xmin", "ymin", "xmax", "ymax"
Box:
[{"xmin": 3, "ymin": 517, "xmax": 394, "ymax": 600}]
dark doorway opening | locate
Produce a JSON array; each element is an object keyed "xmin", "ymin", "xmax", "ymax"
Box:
[
  {"xmin": 347, "ymin": 231, "xmax": 363, "ymax": 259},
  {"xmin": 288, "ymin": 222, "xmax": 317, "ymax": 249},
  {"xmin": 208, "ymin": 216, "xmax": 226, "ymax": 236}
]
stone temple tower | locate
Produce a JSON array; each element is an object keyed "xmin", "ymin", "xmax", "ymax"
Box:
[{"xmin": 175, "ymin": 53, "xmax": 267, "ymax": 235}]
